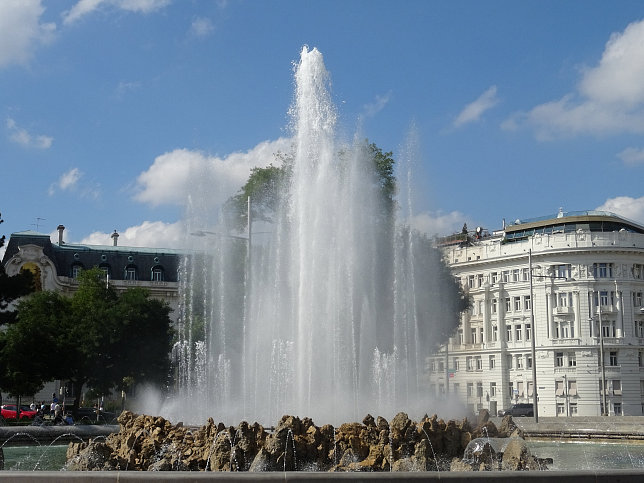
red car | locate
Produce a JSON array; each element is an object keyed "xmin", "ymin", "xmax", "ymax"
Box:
[{"xmin": 0, "ymin": 404, "xmax": 38, "ymax": 420}]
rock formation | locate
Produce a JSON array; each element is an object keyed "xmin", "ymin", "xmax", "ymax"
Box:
[{"xmin": 65, "ymin": 411, "xmax": 548, "ymax": 472}]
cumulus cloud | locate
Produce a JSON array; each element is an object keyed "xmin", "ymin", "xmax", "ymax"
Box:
[
  {"xmin": 49, "ymin": 168, "xmax": 81, "ymax": 195},
  {"xmin": 134, "ymin": 138, "xmax": 292, "ymax": 208},
  {"xmin": 453, "ymin": 86, "xmax": 499, "ymax": 128},
  {"xmin": 407, "ymin": 210, "xmax": 469, "ymax": 237},
  {"xmin": 596, "ymin": 196, "xmax": 644, "ymax": 226},
  {"xmin": 617, "ymin": 147, "xmax": 644, "ymax": 167},
  {"xmin": 63, "ymin": 0, "xmax": 170, "ymax": 25},
  {"xmin": 0, "ymin": 0, "xmax": 55, "ymax": 68},
  {"xmin": 189, "ymin": 17, "xmax": 214, "ymax": 38},
  {"xmin": 6, "ymin": 117, "xmax": 53, "ymax": 149},
  {"xmin": 80, "ymin": 220, "xmax": 188, "ymax": 249},
  {"xmin": 504, "ymin": 19, "xmax": 644, "ymax": 138}
]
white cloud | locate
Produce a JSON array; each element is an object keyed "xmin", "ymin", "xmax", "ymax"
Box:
[
  {"xmin": 596, "ymin": 196, "xmax": 644, "ymax": 225},
  {"xmin": 453, "ymin": 86, "xmax": 499, "ymax": 128},
  {"xmin": 408, "ymin": 210, "xmax": 469, "ymax": 237},
  {"xmin": 134, "ymin": 138, "xmax": 292, "ymax": 208},
  {"xmin": 63, "ymin": 0, "xmax": 170, "ymax": 25},
  {"xmin": 505, "ymin": 19, "xmax": 644, "ymax": 138},
  {"xmin": 361, "ymin": 92, "xmax": 392, "ymax": 119},
  {"xmin": 6, "ymin": 117, "xmax": 53, "ymax": 149},
  {"xmin": 49, "ymin": 168, "xmax": 81, "ymax": 195},
  {"xmin": 80, "ymin": 220, "xmax": 187, "ymax": 249},
  {"xmin": 189, "ymin": 17, "xmax": 214, "ymax": 38},
  {"xmin": 0, "ymin": 0, "xmax": 55, "ymax": 68},
  {"xmin": 617, "ymin": 147, "xmax": 644, "ymax": 167}
]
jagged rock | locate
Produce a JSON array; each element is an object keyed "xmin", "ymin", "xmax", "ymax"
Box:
[
  {"xmin": 501, "ymin": 437, "xmax": 530, "ymax": 471},
  {"xmin": 450, "ymin": 457, "xmax": 474, "ymax": 471},
  {"xmin": 63, "ymin": 411, "xmax": 547, "ymax": 473},
  {"xmin": 477, "ymin": 408, "xmax": 490, "ymax": 426}
]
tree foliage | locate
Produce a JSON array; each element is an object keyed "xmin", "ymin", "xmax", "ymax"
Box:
[
  {"xmin": 0, "ymin": 212, "xmax": 34, "ymax": 326},
  {"xmin": 0, "ymin": 268, "xmax": 174, "ymax": 416}
]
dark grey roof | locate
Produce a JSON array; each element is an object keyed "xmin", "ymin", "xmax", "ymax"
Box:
[{"xmin": 2, "ymin": 231, "xmax": 182, "ymax": 282}]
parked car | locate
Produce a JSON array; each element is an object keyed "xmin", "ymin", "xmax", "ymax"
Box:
[
  {"xmin": 1, "ymin": 404, "xmax": 38, "ymax": 420},
  {"xmin": 74, "ymin": 407, "xmax": 118, "ymax": 424},
  {"xmin": 498, "ymin": 403, "xmax": 534, "ymax": 417}
]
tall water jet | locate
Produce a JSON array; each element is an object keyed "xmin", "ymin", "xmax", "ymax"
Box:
[{"xmin": 169, "ymin": 46, "xmax": 465, "ymax": 425}]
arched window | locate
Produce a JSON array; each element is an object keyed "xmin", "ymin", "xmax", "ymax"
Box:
[
  {"xmin": 151, "ymin": 265, "xmax": 164, "ymax": 281},
  {"xmin": 124, "ymin": 264, "xmax": 137, "ymax": 281}
]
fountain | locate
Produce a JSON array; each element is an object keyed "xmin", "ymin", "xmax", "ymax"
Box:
[{"xmin": 167, "ymin": 46, "xmax": 465, "ymax": 426}]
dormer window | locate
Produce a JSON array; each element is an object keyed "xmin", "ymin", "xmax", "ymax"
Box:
[
  {"xmin": 72, "ymin": 263, "xmax": 84, "ymax": 279},
  {"xmin": 124, "ymin": 264, "xmax": 137, "ymax": 281},
  {"xmin": 151, "ymin": 266, "xmax": 164, "ymax": 281}
]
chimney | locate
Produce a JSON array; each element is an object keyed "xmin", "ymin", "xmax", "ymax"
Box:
[
  {"xmin": 111, "ymin": 230, "xmax": 119, "ymax": 247},
  {"xmin": 57, "ymin": 225, "xmax": 65, "ymax": 245}
]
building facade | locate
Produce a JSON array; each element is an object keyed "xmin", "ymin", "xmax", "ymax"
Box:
[
  {"xmin": 1, "ymin": 226, "xmax": 182, "ymax": 314},
  {"xmin": 1, "ymin": 225, "xmax": 183, "ymax": 405},
  {"xmin": 430, "ymin": 210, "xmax": 644, "ymax": 417}
]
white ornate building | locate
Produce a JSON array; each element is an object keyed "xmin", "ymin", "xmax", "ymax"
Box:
[{"xmin": 429, "ymin": 210, "xmax": 644, "ymax": 417}]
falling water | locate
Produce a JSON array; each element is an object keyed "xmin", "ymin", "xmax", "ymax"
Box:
[{"xmin": 169, "ymin": 46, "xmax": 453, "ymax": 425}]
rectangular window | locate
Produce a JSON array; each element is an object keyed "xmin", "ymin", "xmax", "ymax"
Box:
[
  {"xmin": 508, "ymin": 381, "xmax": 514, "ymax": 398},
  {"xmin": 553, "ymin": 264, "xmax": 571, "ymax": 279},
  {"xmin": 524, "ymin": 295, "xmax": 532, "ymax": 310},
  {"xmin": 476, "ymin": 382, "xmax": 483, "ymax": 397},
  {"xmin": 640, "ymin": 380, "xmax": 644, "ymax": 396},
  {"xmin": 152, "ymin": 269, "xmax": 163, "ymax": 281},
  {"xmin": 614, "ymin": 402, "xmax": 622, "ymax": 416},
  {"xmin": 471, "ymin": 328, "xmax": 477, "ymax": 344},
  {"xmin": 633, "ymin": 264, "xmax": 643, "ymax": 280},
  {"xmin": 569, "ymin": 403, "xmax": 578, "ymax": 415},
  {"xmin": 522, "ymin": 268, "xmax": 530, "ymax": 281},
  {"xmin": 555, "ymin": 380, "xmax": 564, "ymax": 396},
  {"xmin": 458, "ymin": 329, "xmax": 464, "ymax": 344},
  {"xmin": 467, "ymin": 383, "xmax": 473, "ymax": 396},
  {"xmin": 453, "ymin": 357, "xmax": 460, "ymax": 371},
  {"xmin": 556, "ymin": 403, "xmax": 565, "ymax": 415},
  {"xmin": 512, "ymin": 269, "xmax": 520, "ymax": 282},
  {"xmin": 502, "ymin": 270, "xmax": 510, "ymax": 283},
  {"xmin": 490, "ymin": 382, "xmax": 497, "ymax": 397},
  {"xmin": 636, "ymin": 321, "xmax": 644, "ymax": 338},
  {"xmin": 468, "ymin": 275, "xmax": 475, "ymax": 288},
  {"xmin": 602, "ymin": 321, "xmax": 616, "ymax": 338},
  {"xmin": 466, "ymin": 356, "xmax": 473, "ymax": 371},
  {"xmin": 517, "ymin": 381, "xmax": 524, "ymax": 397},
  {"xmin": 506, "ymin": 325, "xmax": 512, "ymax": 342},
  {"xmin": 514, "ymin": 296, "xmax": 522, "ymax": 311},
  {"xmin": 492, "ymin": 299, "xmax": 498, "ymax": 314},
  {"xmin": 477, "ymin": 274, "xmax": 484, "ymax": 287},
  {"xmin": 613, "ymin": 379, "xmax": 622, "ymax": 396},
  {"xmin": 475, "ymin": 356, "xmax": 483, "ymax": 370},
  {"xmin": 515, "ymin": 325, "xmax": 522, "ymax": 341},
  {"xmin": 507, "ymin": 354, "xmax": 513, "ymax": 369},
  {"xmin": 640, "ymin": 351, "xmax": 644, "ymax": 368},
  {"xmin": 505, "ymin": 297, "xmax": 511, "ymax": 312},
  {"xmin": 492, "ymin": 325, "xmax": 498, "ymax": 342},
  {"xmin": 568, "ymin": 380, "xmax": 578, "ymax": 396},
  {"xmin": 594, "ymin": 263, "xmax": 613, "ymax": 278},
  {"xmin": 555, "ymin": 352, "xmax": 564, "ymax": 367},
  {"xmin": 526, "ymin": 355, "xmax": 532, "ymax": 369},
  {"xmin": 491, "ymin": 272, "xmax": 498, "ymax": 285},
  {"xmin": 489, "ymin": 355, "xmax": 496, "ymax": 369},
  {"xmin": 527, "ymin": 381, "xmax": 534, "ymax": 397},
  {"xmin": 568, "ymin": 352, "xmax": 577, "ymax": 367},
  {"xmin": 609, "ymin": 351, "xmax": 618, "ymax": 367},
  {"xmin": 125, "ymin": 267, "xmax": 137, "ymax": 280},
  {"xmin": 516, "ymin": 355, "xmax": 523, "ymax": 369}
]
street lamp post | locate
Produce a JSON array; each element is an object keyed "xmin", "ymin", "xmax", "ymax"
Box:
[{"xmin": 529, "ymin": 249, "xmax": 539, "ymax": 423}]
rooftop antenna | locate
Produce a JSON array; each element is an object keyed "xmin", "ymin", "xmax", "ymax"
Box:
[{"xmin": 31, "ymin": 217, "xmax": 47, "ymax": 231}]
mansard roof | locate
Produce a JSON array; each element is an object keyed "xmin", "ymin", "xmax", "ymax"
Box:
[{"xmin": 2, "ymin": 231, "xmax": 182, "ymax": 282}]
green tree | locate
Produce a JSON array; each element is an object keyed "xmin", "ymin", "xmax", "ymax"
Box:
[
  {"xmin": 0, "ymin": 268, "xmax": 174, "ymax": 418},
  {"xmin": 0, "ymin": 212, "xmax": 34, "ymax": 326}
]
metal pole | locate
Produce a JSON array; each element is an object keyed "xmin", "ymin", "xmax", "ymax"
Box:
[
  {"xmin": 529, "ymin": 249, "xmax": 539, "ymax": 423},
  {"xmin": 598, "ymin": 291, "xmax": 607, "ymax": 416}
]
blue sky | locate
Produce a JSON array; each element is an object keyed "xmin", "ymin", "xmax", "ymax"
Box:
[{"xmin": 2, "ymin": 0, "xmax": 644, "ymax": 256}]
